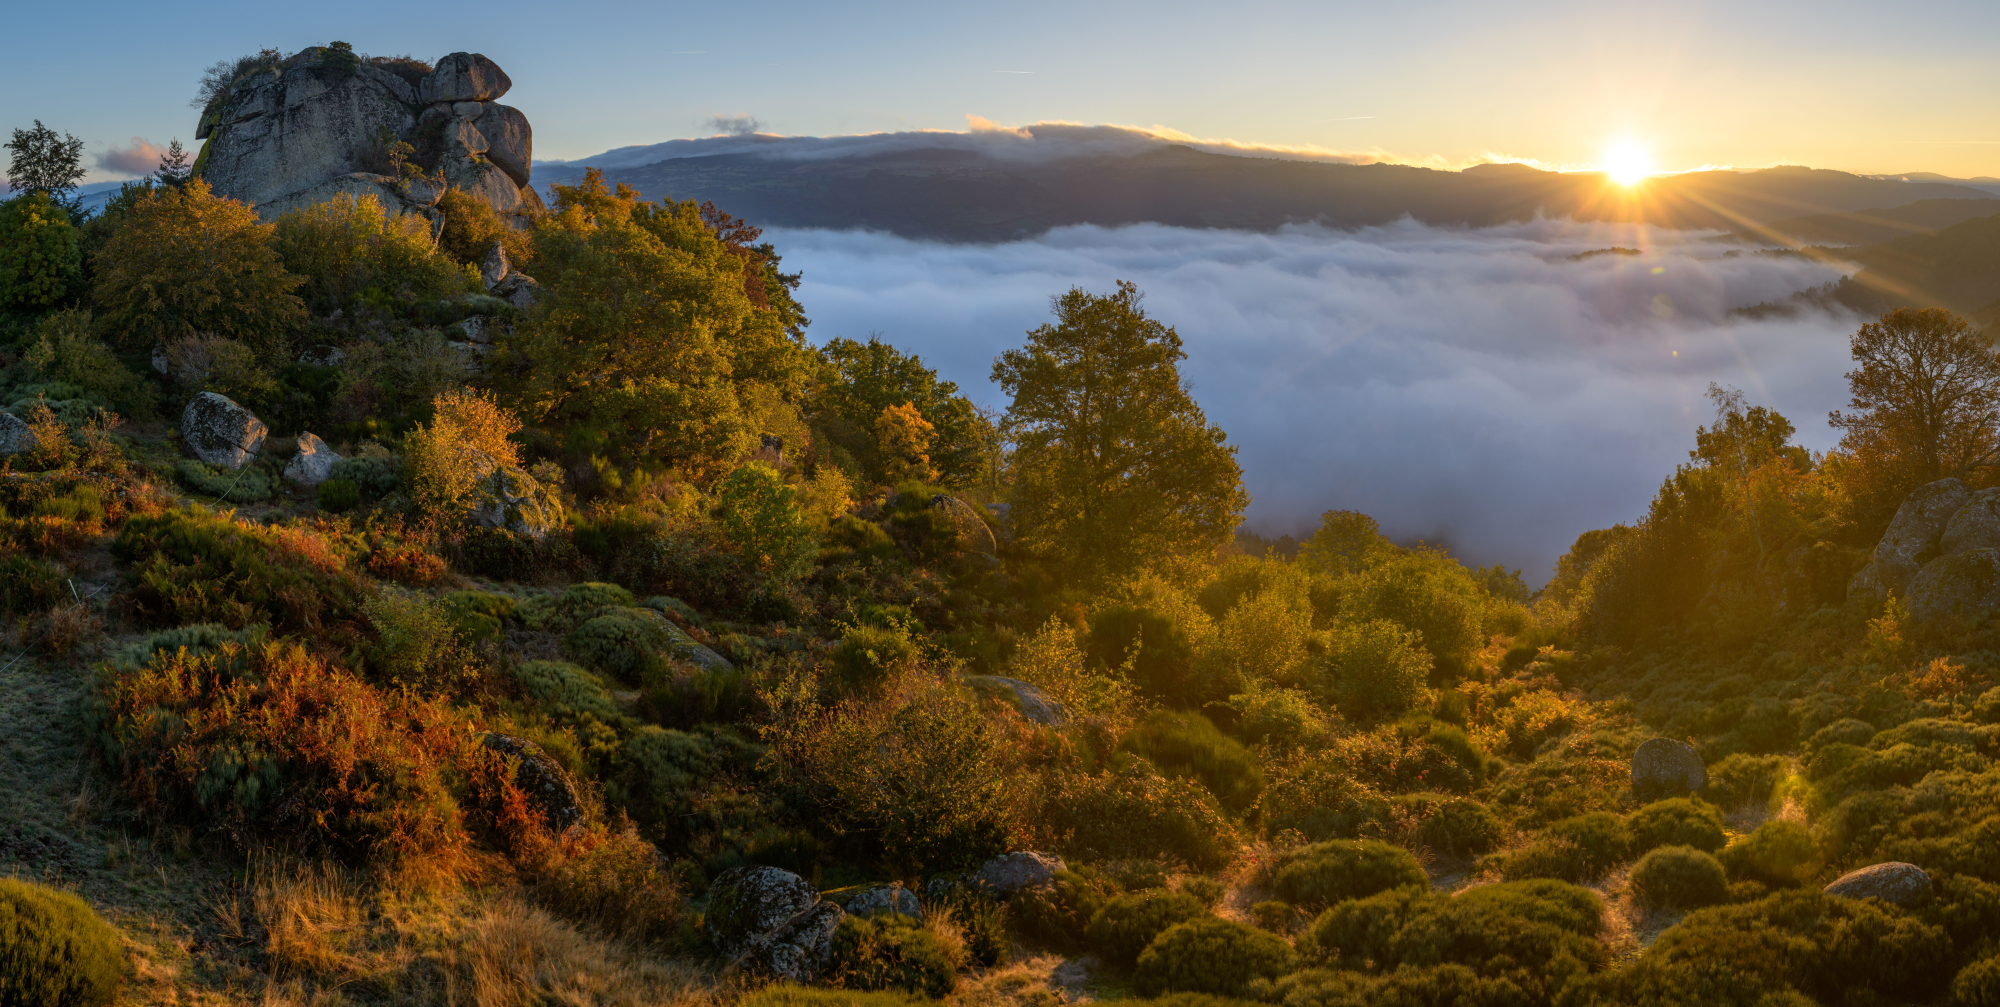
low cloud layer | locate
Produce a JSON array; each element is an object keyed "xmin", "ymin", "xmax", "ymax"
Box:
[
  {"xmin": 96, "ymin": 137, "xmax": 164, "ymax": 176},
  {"xmin": 539, "ymin": 119, "xmax": 1403, "ymax": 171},
  {"xmin": 769, "ymin": 220, "xmax": 1859, "ymax": 583}
]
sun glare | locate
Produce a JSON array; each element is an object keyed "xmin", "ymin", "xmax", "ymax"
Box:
[{"xmin": 1600, "ymin": 139, "xmax": 1655, "ymax": 185}]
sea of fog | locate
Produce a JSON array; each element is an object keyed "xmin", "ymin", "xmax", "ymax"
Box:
[{"xmin": 768, "ymin": 219, "xmax": 1860, "ymax": 585}]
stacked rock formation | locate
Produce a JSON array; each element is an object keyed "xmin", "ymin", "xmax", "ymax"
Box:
[
  {"xmin": 196, "ymin": 46, "xmax": 540, "ymax": 226},
  {"xmin": 1850, "ymin": 478, "xmax": 2000, "ymax": 623}
]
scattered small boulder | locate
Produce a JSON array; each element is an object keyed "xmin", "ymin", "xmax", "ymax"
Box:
[
  {"xmin": 181, "ymin": 392, "xmax": 268, "ymax": 470},
  {"xmin": 1823, "ymin": 862, "xmax": 1932, "ymax": 907},
  {"xmin": 151, "ymin": 343, "xmax": 170, "ymax": 374},
  {"xmin": 299, "ymin": 345, "xmax": 347, "ymax": 367},
  {"xmin": 705, "ymin": 865, "xmax": 821, "ymax": 959},
  {"xmin": 492, "ymin": 272, "xmax": 543, "ymax": 309},
  {"xmin": 965, "ymin": 675, "xmax": 1069, "ymax": 726},
  {"xmin": 973, "ymin": 851, "xmax": 1066, "ymax": 894},
  {"xmin": 478, "ymin": 733, "xmax": 582, "ymax": 832},
  {"xmin": 1632, "ymin": 738, "xmax": 1707, "ymax": 801},
  {"xmin": 661, "ymin": 619, "xmax": 734, "ymax": 673},
  {"xmin": 822, "ymin": 882, "xmax": 923, "ymax": 921},
  {"xmin": 283, "ymin": 433, "xmax": 342, "ymax": 486},
  {"xmin": 0, "ymin": 411, "xmax": 37, "ymax": 456}
]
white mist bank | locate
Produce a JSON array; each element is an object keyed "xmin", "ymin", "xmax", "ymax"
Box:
[{"xmin": 769, "ymin": 219, "xmax": 1857, "ymax": 584}]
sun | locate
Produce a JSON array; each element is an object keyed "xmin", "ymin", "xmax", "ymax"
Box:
[{"xmin": 1599, "ymin": 139, "xmax": 1656, "ymax": 185}]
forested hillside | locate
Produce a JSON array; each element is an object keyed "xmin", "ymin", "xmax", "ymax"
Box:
[{"xmin": 8, "ymin": 99, "xmax": 2000, "ymax": 1007}]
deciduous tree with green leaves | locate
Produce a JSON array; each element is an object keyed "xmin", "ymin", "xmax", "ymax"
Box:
[
  {"xmin": 5, "ymin": 120, "xmax": 86, "ymax": 213},
  {"xmin": 993, "ymin": 281, "xmax": 1247, "ymax": 582}
]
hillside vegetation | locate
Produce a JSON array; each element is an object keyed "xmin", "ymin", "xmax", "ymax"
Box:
[{"xmin": 7, "ymin": 113, "xmax": 2000, "ymax": 1007}]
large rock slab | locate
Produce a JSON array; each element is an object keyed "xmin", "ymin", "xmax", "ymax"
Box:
[
  {"xmin": 475, "ymin": 103, "xmax": 533, "ymax": 188},
  {"xmin": 973, "ymin": 851, "xmax": 1066, "ymax": 894},
  {"xmin": 705, "ymin": 866, "xmax": 819, "ymax": 959},
  {"xmin": 283, "ymin": 433, "xmax": 341, "ymax": 486},
  {"xmin": 1906, "ymin": 548, "xmax": 2000, "ymax": 624},
  {"xmin": 822, "ymin": 882, "xmax": 923, "ymax": 921},
  {"xmin": 479, "ymin": 733, "xmax": 582, "ymax": 832},
  {"xmin": 1632, "ymin": 737, "xmax": 1707, "ymax": 801},
  {"xmin": 0, "ymin": 411, "xmax": 37, "ymax": 456},
  {"xmin": 419, "ymin": 52, "xmax": 512, "ymax": 102},
  {"xmin": 199, "ymin": 50, "xmax": 418, "ymax": 216},
  {"xmin": 1852, "ymin": 477, "xmax": 1971, "ymax": 602},
  {"xmin": 739, "ymin": 901, "xmax": 842, "ymax": 982},
  {"xmin": 181, "ymin": 392, "xmax": 268, "ymax": 470},
  {"xmin": 1941, "ymin": 488, "xmax": 2000, "ymax": 556},
  {"xmin": 1823, "ymin": 862, "xmax": 1932, "ymax": 907},
  {"xmin": 965, "ymin": 675, "xmax": 1069, "ymax": 726}
]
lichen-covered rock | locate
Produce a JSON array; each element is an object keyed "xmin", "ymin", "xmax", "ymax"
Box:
[
  {"xmin": 481, "ymin": 243, "xmax": 511, "ymax": 290},
  {"xmin": 299, "ymin": 345, "xmax": 346, "ymax": 367},
  {"xmin": 1906, "ymin": 548, "xmax": 2000, "ymax": 624},
  {"xmin": 1851, "ymin": 477, "xmax": 1971, "ymax": 602},
  {"xmin": 419, "ymin": 51, "xmax": 512, "ymax": 103},
  {"xmin": 964, "ymin": 675, "xmax": 1069, "ymax": 726},
  {"xmin": 973, "ymin": 851, "xmax": 1066, "ymax": 894},
  {"xmin": 283, "ymin": 433, "xmax": 341, "ymax": 486},
  {"xmin": 822, "ymin": 882, "xmax": 923, "ymax": 921},
  {"xmin": 1823, "ymin": 862, "xmax": 1932, "ymax": 907},
  {"xmin": 492, "ymin": 271, "xmax": 544, "ymax": 309},
  {"xmin": 704, "ymin": 866, "xmax": 819, "ymax": 959},
  {"xmin": 1632, "ymin": 737, "xmax": 1707, "ymax": 801},
  {"xmin": 0, "ymin": 411, "xmax": 37, "ymax": 456},
  {"xmin": 661, "ymin": 619, "xmax": 734, "ymax": 673},
  {"xmin": 1942, "ymin": 488, "xmax": 2000, "ymax": 555},
  {"xmin": 479, "ymin": 733, "xmax": 582, "ymax": 832},
  {"xmin": 181, "ymin": 392, "xmax": 268, "ymax": 470},
  {"xmin": 739, "ymin": 900, "xmax": 843, "ymax": 982},
  {"xmin": 468, "ymin": 466, "xmax": 563, "ymax": 537},
  {"xmin": 475, "ymin": 103, "xmax": 533, "ymax": 188}
]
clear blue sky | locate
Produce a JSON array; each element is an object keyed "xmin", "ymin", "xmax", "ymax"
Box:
[{"xmin": 6, "ymin": 0, "xmax": 1999, "ymax": 184}]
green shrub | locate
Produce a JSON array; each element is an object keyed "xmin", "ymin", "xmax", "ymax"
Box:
[
  {"xmin": 113, "ymin": 508, "xmax": 369, "ymax": 637},
  {"xmin": 327, "ymin": 456, "xmax": 400, "ymax": 500},
  {"xmin": 0, "ymin": 554, "xmax": 66, "ymax": 615},
  {"xmin": 1250, "ymin": 901, "xmax": 1295, "ymax": 932},
  {"xmin": 1390, "ymin": 793, "xmax": 1504, "ymax": 856},
  {"xmin": 0, "ymin": 878, "xmax": 122, "ymax": 1007},
  {"xmin": 110, "ymin": 623, "xmax": 263, "ymax": 668},
  {"xmin": 1266, "ymin": 965, "xmax": 1539, "ymax": 1007},
  {"xmin": 830, "ymin": 623, "xmax": 921, "ymax": 692},
  {"xmin": 515, "ymin": 660, "xmax": 624, "ymax": 729},
  {"xmin": 535, "ymin": 830, "xmax": 683, "ymax": 944},
  {"xmin": 826, "ymin": 514, "xmax": 898, "ymax": 561},
  {"xmin": 1180, "ymin": 876, "xmax": 1225, "ymax": 907},
  {"xmin": 1264, "ymin": 839, "xmax": 1428, "ymax": 911},
  {"xmin": 1133, "ymin": 917, "xmax": 1294, "ymax": 997},
  {"xmin": 1956, "ymin": 957, "xmax": 2000, "ymax": 1007},
  {"xmin": 440, "ymin": 589, "xmax": 516, "ymax": 642},
  {"xmin": 1085, "ymin": 889, "xmax": 1210, "ymax": 965},
  {"xmin": 1036, "ymin": 764, "xmax": 1238, "ymax": 871},
  {"xmin": 1631, "ymin": 846, "xmax": 1729, "ymax": 909},
  {"xmin": 736, "ymin": 986, "xmax": 924, "ymax": 1007},
  {"xmin": 612, "ymin": 725, "xmax": 773, "ymax": 850},
  {"xmin": 1629, "ymin": 798, "xmax": 1727, "ymax": 854},
  {"xmin": 1336, "ymin": 547, "xmax": 1484, "ymax": 676},
  {"xmin": 1087, "ymin": 606, "xmax": 1204, "ymax": 707},
  {"xmin": 1720, "ymin": 820, "xmax": 1819, "ymax": 888},
  {"xmin": 360, "ymin": 590, "xmax": 476, "ymax": 694},
  {"xmin": 175, "ymin": 458, "xmax": 278, "ymax": 502},
  {"xmin": 1323, "ymin": 618, "xmax": 1431, "ymax": 723},
  {"xmin": 923, "ymin": 881, "xmax": 1007, "ymax": 968},
  {"xmin": 1452, "ymin": 879, "xmax": 1603, "ymax": 935},
  {"xmin": 825, "ymin": 913, "xmax": 964, "ymax": 997},
  {"xmin": 1487, "ymin": 838, "xmax": 1595, "ymax": 883},
  {"xmin": 714, "ymin": 462, "xmax": 817, "ymax": 583},
  {"xmin": 0, "ymin": 192, "xmax": 82, "ymax": 310},
  {"xmin": 1120, "ymin": 710, "xmax": 1264, "ymax": 813},
  {"xmin": 316, "ymin": 477, "xmax": 361, "ymax": 512},
  {"xmin": 1303, "ymin": 883, "xmax": 1606, "ymax": 996},
  {"xmin": 565, "ymin": 606, "xmax": 672, "ymax": 684},
  {"xmin": 1705, "ymin": 753, "xmax": 1788, "ymax": 809},
  {"xmin": 1008, "ymin": 868, "xmax": 1117, "ymax": 951}
]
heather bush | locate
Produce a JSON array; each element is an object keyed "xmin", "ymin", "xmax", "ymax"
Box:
[
  {"xmin": 612, "ymin": 724, "xmax": 773, "ymax": 852},
  {"xmin": 737, "ymin": 988, "xmax": 924, "ymax": 1007},
  {"xmin": 174, "ymin": 458, "xmax": 279, "ymax": 502},
  {"xmin": 1705, "ymin": 752, "xmax": 1788, "ymax": 809},
  {"xmin": 1390, "ymin": 792, "xmax": 1504, "ymax": 856},
  {"xmin": 316, "ymin": 477, "xmax": 361, "ymax": 512},
  {"xmin": 1720, "ymin": 819, "xmax": 1819, "ymax": 888},
  {"xmin": 1008, "ymin": 867, "xmax": 1118, "ymax": 951},
  {"xmin": 0, "ymin": 554, "xmax": 66, "ymax": 615},
  {"xmin": 440, "ymin": 589, "xmax": 516, "ymax": 642},
  {"xmin": 112, "ymin": 508, "xmax": 369, "ymax": 637},
  {"xmin": 513, "ymin": 660, "xmax": 626, "ymax": 740},
  {"xmin": 1302, "ymin": 883, "xmax": 1606, "ymax": 998},
  {"xmin": 1264, "ymin": 839, "xmax": 1427, "ymax": 911},
  {"xmin": 1035, "ymin": 762, "xmax": 1237, "ymax": 871},
  {"xmin": 1084, "ymin": 889, "xmax": 1210, "ymax": 965},
  {"xmin": 825, "ymin": 913, "xmax": 964, "ymax": 997},
  {"xmin": 1087, "ymin": 605, "xmax": 1204, "ymax": 707},
  {"xmin": 0, "ymin": 878, "xmax": 122, "ymax": 1007},
  {"xmin": 1629, "ymin": 798, "xmax": 1727, "ymax": 854},
  {"xmin": 1132, "ymin": 917, "xmax": 1294, "ymax": 997},
  {"xmin": 1120, "ymin": 710, "xmax": 1264, "ymax": 812},
  {"xmin": 326, "ymin": 455, "xmax": 400, "ymax": 500},
  {"xmin": 1322, "ymin": 618, "xmax": 1430, "ymax": 724},
  {"xmin": 1956, "ymin": 957, "xmax": 2000, "ymax": 1007},
  {"xmin": 361, "ymin": 589, "xmax": 477, "ymax": 694},
  {"xmin": 1453, "ymin": 878, "xmax": 1603, "ymax": 935},
  {"xmin": 565, "ymin": 606, "xmax": 674, "ymax": 684},
  {"xmin": 831, "ymin": 622, "xmax": 922, "ymax": 692},
  {"xmin": 534, "ymin": 829, "xmax": 684, "ymax": 944},
  {"xmin": 1630, "ymin": 846, "xmax": 1729, "ymax": 909}
]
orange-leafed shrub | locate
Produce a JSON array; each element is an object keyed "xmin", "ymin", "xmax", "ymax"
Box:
[
  {"xmin": 111, "ymin": 508, "xmax": 371, "ymax": 636},
  {"xmin": 86, "ymin": 640, "xmax": 476, "ymax": 872},
  {"xmin": 368, "ymin": 543, "xmax": 449, "ymax": 586}
]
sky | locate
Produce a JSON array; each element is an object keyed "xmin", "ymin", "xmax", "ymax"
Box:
[{"xmin": 5, "ymin": 0, "xmax": 2000, "ymax": 184}]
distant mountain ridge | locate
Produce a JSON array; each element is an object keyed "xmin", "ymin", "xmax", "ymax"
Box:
[
  {"xmin": 534, "ymin": 135, "xmax": 1997, "ymax": 243},
  {"xmin": 1732, "ymin": 198, "xmax": 2000, "ymax": 248}
]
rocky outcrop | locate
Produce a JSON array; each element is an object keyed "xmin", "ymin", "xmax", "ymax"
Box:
[
  {"xmin": 0, "ymin": 411, "xmax": 37, "ymax": 456},
  {"xmin": 468, "ymin": 466, "xmax": 563, "ymax": 537},
  {"xmin": 283, "ymin": 433, "xmax": 342, "ymax": 486},
  {"xmin": 822, "ymin": 882, "xmax": 923, "ymax": 920},
  {"xmin": 705, "ymin": 866, "xmax": 843, "ymax": 980},
  {"xmin": 299, "ymin": 345, "xmax": 347, "ymax": 367},
  {"xmin": 965, "ymin": 675, "xmax": 1069, "ymax": 726},
  {"xmin": 1631, "ymin": 738, "xmax": 1707, "ymax": 801},
  {"xmin": 1851, "ymin": 480, "xmax": 2000, "ymax": 624},
  {"xmin": 480, "ymin": 242, "xmax": 543, "ymax": 308},
  {"xmin": 197, "ymin": 45, "xmax": 539, "ymax": 228},
  {"xmin": 479, "ymin": 733, "xmax": 583, "ymax": 832},
  {"xmin": 181, "ymin": 392, "xmax": 268, "ymax": 470},
  {"xmin": 972, "ymin": 851, "xmax": 1065, "ymax": 894},
  {"xmin": 1823, "ymin": 862, "xmax": 1932, "ymax": 907}
]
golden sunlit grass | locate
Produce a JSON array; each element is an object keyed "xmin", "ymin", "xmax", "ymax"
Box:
[{"xmin": 1600, "ymin": 138, "xmax": 1656, "ymax": 185}]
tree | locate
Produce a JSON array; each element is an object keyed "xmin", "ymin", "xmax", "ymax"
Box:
[
  {"xmin": 1829, "ymin": 307, "xmax": 2000, "ymax": 536},
  {"xmin": 876, "ymin": 402, "xmax": 938, "ymax": 484},
  {"xmin": 5, "ymin": 121, "xmax": 86, "ymax": 212},
  {"xmin": 404, "ymin": 389, "xmax": 522, "ymax": 517},
  {"xmin": 90, "ymin": 179, "xmax": 306, "ymax": 352},
  {"xmin": 993, "ymin": 281, "xmax": 1247, "ymax": 582},
  {"xmin": 817, "ymin": 336, "xmax": 993, "ymax": 488},
  {"xmin": 272, "ymin": 192, "xmax": 470, "ymax": 311},
  {"xmin": 154, "ymin": 139, "xmax": 192, "ymax": 188},
  {"xmin": 0, "ymin": 191, "xmax": 82, "ymax": 309}
]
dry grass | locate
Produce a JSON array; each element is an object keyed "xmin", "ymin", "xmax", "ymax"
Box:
[
  {"xmin": 949, "ymin": 954, "xmax": 1070, "ymax": 1007},
  {"xmin": 257, "ymin": 860, "xmax": 366, "ymax": 977},
  {"xmin": 454, "ymin": 897, "xmax": 723, "ymax": 1007}
]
